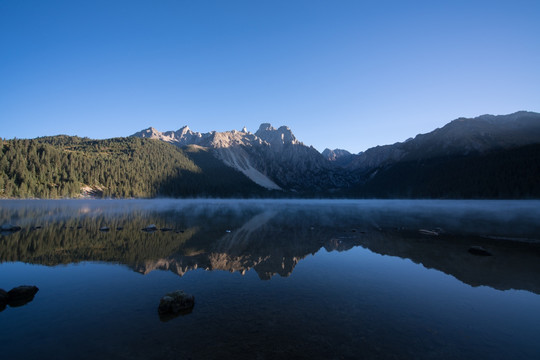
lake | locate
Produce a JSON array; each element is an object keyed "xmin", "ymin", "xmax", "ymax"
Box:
[{"xmin": 1, "ymin": 199, "xmax": 540, "ymax": 359}]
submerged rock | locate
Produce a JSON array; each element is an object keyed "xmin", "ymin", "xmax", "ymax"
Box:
[
  {"xmin": 7, "ymin": 285, "xmax": 39, "ymax": 307},
  {"xmin": 468, "ymin": 246, "xmax": 492, "ymax": 256},
  {"xmin": 158, "ymin": 290, "xmax": 195, "ymax": 317},
  {"xmin": 0, "ymin": 289, "xmax": 7, "ymax": 310},
  {"xmin": 142, "ymin": 224, "xmax": 158, "ymax": 232}
]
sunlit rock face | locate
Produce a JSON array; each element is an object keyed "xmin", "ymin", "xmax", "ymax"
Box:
[{"xmin": 132, "ymin": 124, "xmax": 350, "ymax": 191}]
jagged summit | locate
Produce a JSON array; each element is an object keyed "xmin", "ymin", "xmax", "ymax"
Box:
[
  {"xmin": 255, "ymin": 123, "xmax": 298, "ymax": 147},
  {"xmin": 257, "ymin": 123, "xmax": 273, "ymax": 132},
  {"xmin": 177, "ymin": 125, "xmax": 191, "ymax": 134},
  {"xmin": 132, "ymin": 123, "xmax": 303, "ymax": 150},
  {"xmin": 131, "ymin": 123, "xmax": 344, "ymax": 191}
]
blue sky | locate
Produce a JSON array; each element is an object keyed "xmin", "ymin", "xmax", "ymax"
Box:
[{"xmin": 1, "ymin": 0, "xmax": 539, "ymax": 153}]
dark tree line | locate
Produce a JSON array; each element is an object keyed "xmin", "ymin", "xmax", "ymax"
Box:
[
  {"xmin": 3, "ymin": 135, "xmax": 537, "ymax": 199},
  {"xmin": 350, "ymin": 144, "xmax": 540, "ymax": 199},
  {"xmin": 0, "ymin": 136, "xmax": 203, "ymax": 198}
]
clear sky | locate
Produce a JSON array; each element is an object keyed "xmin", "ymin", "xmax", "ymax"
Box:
[{"xmin": 1, "ymin": 0, "xmax": 539, "ymax": 153}]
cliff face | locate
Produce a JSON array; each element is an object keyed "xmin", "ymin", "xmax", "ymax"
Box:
[{"xmin": 132, "ymin": 123, "xmax": 348, "ymax": 191}]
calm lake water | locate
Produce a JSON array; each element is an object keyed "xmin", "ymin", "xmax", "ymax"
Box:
[{"xmin": 1, "ymin": 199, "xmax": 540, "ymax": 359}]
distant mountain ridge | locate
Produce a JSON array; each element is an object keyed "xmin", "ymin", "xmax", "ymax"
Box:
[
  {"xmin": 131, "ymin": 111, "xmax": 540, "ymax": 197},
  {"xmin": 132, "ymin": 123, "xmax": 349, "ymax": 192},
  {"xmin": 341, "ymin": 111, "xmax": 540, "ymax": 170},
  {"xmin": 342, "ymin": 111, "xmax": 540, "ymax": 198},
  {"xmin": 2, "ymin": 111, "xmax": 540, "ymax": 199}
]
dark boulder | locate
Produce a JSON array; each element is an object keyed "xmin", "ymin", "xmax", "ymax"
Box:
[
  {"xmin": 0, "ymin": 289, "xmax": 7, "ymax": 311},
  {"xmin": 158, "ymin": 290, "xmax": 194, "ymax": 320},
  {"xmin": 7, "ymin": 285, "xmax": 39, "ymax": 307}
]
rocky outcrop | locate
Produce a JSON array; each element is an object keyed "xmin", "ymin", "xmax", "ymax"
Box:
[
  {"xmin": 0, "ymin": 289, "xmax": 7, "ymax": 311},
  {"xmin": 0, "ymin": 285, "xmax": 39, "ymax": 310}
]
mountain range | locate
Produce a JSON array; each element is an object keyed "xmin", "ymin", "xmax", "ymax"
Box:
[
  {"xmin": 1, "ymin": 111, "xmax": 539, "ymax": 198},
  {"xmin": 132, "ymin": 123, "xmax": 349, "ymax": 192},
  {"xmin": 131, "ymin": 111, "xmax": 540, "ymax": 198}
]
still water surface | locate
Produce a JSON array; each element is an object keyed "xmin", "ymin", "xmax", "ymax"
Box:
[{"xmin": 1, "ymin": 199, "xmax": 540, "ymax": 359}]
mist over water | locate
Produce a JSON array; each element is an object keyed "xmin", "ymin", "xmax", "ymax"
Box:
[
  {"xmin": 1, "ymin": 199, "xmax": 540, "ymax": 359},
  {"xmin": 2, "ymin": 198, "xmax": 540, "ymax": 238}
]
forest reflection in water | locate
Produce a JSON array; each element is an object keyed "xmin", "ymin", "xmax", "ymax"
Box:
[{"xmin": 1, "ymin": 199, "xmax": 540, "ymax": 292}]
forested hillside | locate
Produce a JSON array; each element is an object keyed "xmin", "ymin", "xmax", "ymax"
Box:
[
  {"xmin": 0, "ymin": 136, "xmax": 266, "ymax": 198},
  {"xmin": 349, "ymin": 143, "xmax": 540, "ymax": 199},
  {"xmin": 1, "ymin": 134, "xmax": 539, "ymax": 199}
]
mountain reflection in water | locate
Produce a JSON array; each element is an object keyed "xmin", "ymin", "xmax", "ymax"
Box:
[{"xmin": 1, "ymin": 199, "xmax": 540, "ymax": 293}]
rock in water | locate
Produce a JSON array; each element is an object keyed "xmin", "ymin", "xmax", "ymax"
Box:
[
  {"xmin": 158, "ymin": 290, "xmax": 195, "ymax": 316},
  {"xmin": 0, "ymin": 289, "xmax": 8, "ymax": 311},
  {"xmin": 468, "ymin": 246, "xmax": 492, "ymax": 256},
  {"xmin": 7, "ymin": 285, "xmax": 39, "ymax": 307},
  {"xmin": 0, "ymin": 288, "xmax": 8, "ymax": 301}
]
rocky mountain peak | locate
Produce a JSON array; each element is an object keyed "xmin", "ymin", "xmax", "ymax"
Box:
[
  {"xmin": 255, "ymin": 123, "xmax": 298, "ymax": 147},
  {"xmin": 322, "ymin": 148, "xmax": 352, "ymax": 161},
  {"xmin": 257, "ymin": 123, "xmax": 274, "ymax": 133},
  {"xmin": 132, "ymin": 127, "xmax": 161, "ymax": 139},
  {"xmin": 177, "ymin": 125, "xmax": 191, "ymax": 135}
]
